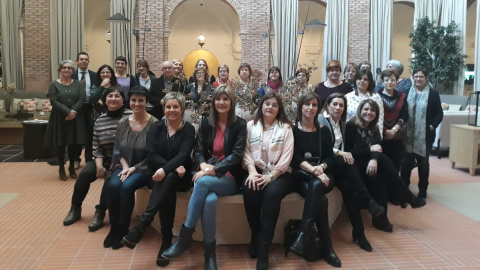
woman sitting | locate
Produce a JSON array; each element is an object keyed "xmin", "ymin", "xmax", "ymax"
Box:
[
  {"xmin": 63, "ymin": 86, "xmax": 132, "ymax": 232},
  {"xmin": 344, "ymin": 99, "xmax": 426, "ymax": 232},
  {"xmin": 288, "ymin": 91, "xmax": 341, "ymax": 267},
  {"xmin": 104, "ymin": 85, "xmax": 157, "ymax": 249},
  {"xmin": 162, "ymin": 85, "xmax": 247, "ymax": 270},
  {"xmin": 121, "ymin": 92, "xmax": 195, "ymax": 267},
  {"xmin": 242, "ymin": 92, "xmax": 294, "ymax": 270}
]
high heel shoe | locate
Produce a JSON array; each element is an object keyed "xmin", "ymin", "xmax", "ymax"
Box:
[
  {"xmin": 352, "ymin": 231, "xmax": 372, "ymax": 252},
  {"xmin": 372, "ymin": 216, "xmax": 393, "ymax": 233},
  {"xmin": 366, "ymin": 200, "xmax": 385, "ymax": 217}
]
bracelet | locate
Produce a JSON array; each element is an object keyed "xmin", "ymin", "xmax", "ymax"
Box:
[
  {"xmin": 320, "ymin": 163, "xmax": 328, "ymax": 171},
  {"xmin": 269, "ymin": 174, "xmax": 276, "ymax": 181}
]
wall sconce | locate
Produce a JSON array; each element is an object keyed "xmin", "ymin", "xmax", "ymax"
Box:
[
  {"xmin": 106, "ymin": 13, "xmax": 130, "ymax": 23},
  {"xmin": 197, "ymin": 34, "xmax": 206, "ymax": 48},
  {"xmin": 106, "ymin": 31, "xmax": 111, "ymax": 43},
  {"xmin": 262, "ymin": 32, "xmax": 268, "ymax": 38},
  {"xmin": 133, "ymin": 29, "xmax": 140, "ymax": 36}
]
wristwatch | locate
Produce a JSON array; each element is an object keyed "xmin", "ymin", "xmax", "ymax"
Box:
[{"xmin": 269, "ymin": 174, "xmax": 275, "ymax": 181}]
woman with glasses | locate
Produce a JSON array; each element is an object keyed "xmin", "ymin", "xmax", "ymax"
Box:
[
  {"xmin": 187, "ymin": 67, "xmax": 213, "ymax": 103},
  {"xmin": 45, "ymin": 60, "xmax": 86, "ymax": 180},
  {"xmin": 213, "ymin": 64, "xmax": 231, "ymax": 88}
]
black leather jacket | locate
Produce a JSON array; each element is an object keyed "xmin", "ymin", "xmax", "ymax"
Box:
[{"xmin": 193, "ymin": 116, "xmax": 247, "ymax": 184}]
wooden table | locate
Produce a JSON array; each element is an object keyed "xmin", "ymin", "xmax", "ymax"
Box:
[{"xmin": 449, "ymin": 124, "xmax": 480, "ymax": 175}]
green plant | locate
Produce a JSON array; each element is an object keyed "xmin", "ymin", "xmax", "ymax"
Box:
[{"xmin": 409, "ymin": 17, "xmax": 466, "ymax": 94}]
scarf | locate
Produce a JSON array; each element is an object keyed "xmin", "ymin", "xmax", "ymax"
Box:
[
  {"xmin": 249, "ymin": 120, "xmax": 287, "ymax": 173},
  {"xmin": 404, "ymin": 85, "xmax": 429, "ymax": 157},
  {"xmin": 267, "ymin": 80, "xmax": 282, "ymax": 93}
]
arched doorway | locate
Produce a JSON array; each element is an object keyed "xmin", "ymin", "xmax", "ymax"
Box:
[{"xmin": 183, "ymin": 49, "xmax": 220, "ymax": 79}]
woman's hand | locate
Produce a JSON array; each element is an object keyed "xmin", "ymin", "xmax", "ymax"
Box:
[
  {"xmin": 366, "ymin": 159, "xmax": 378, "ymax": 176},
  {"xmin": 245, "ymin": 172, "xmax": 263, "ymax": 190},
  {"xmin": 65, "ymin": 110, "xmax": 77, "ymax": 121},
  {"xmin": 310, "ymin": 165, "xmax": 324, "ymax": 177},
  {"xmin": 101, "ymin": 78, "xmax": 111, "ymax": 87},
  {"xmin": 118, "ymin": 167, "xmax": 136, "ymax": 182},
  {"xmin": 96, "ymin": 166, "xmax": 106, "ymax": 179},
  {"xmin": 316, "ymin": 173, "xmax": 330, "ymax": 187},
  {"xmin": 152, "ymin": 168, "xmax": 166, "ymax": 181},
  {"xmin": 254, "ymin": 175, "xmax": 272, "ymax": 190},
  {"xmin": 370, "ymin": 144, "xmax": 382, "ymax": 152},
  {"xmin": 192, "ymin": 170, "xmax": 206, "ymax": 184},
  {"xmin": 200, "ymin": 163, "xmax": 215, "ymax": 176},
  {"xmin": 175, "ymin": 166, "xmax": 186, "ymax": 178},
  {"xmin": 384, "ymin": 129, "xmax": 396, "ymax": 140},
  {"xmin": 338, "ymin": 151, "xmax": 355, "ymax": 165}
]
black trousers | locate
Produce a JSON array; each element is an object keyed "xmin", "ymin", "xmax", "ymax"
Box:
[
  {"xmin": 71, "ymin": 160, "xmax": 108, "ymax": 210},
  {"xmin": 401, "ymin": 152, "xmax": 430, "ymax": 192},
  {"xmin": 138, "ymin": 171, "xmax": 192, "ymax": 236},
  {"xmin": 75, "ymin": 104, "xmax": 94, "ymax": 162},
  {"xmin": 242, "ymin": 172, "xmax": 296, "ymax": 246},
  {"xmin": 57, "ymin": 145, "xmax": 78, "ymax": 165},
  {"xmin": 382, "ymin": 139, "xmax": 404, "ymax": 172}
]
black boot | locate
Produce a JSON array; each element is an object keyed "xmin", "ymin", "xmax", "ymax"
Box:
[
  {"xmin": 372, "ymin": 214, "xmax": 393, "ymax": 233},
  {"xmin": 59, "ymin": 165, "xmax": 67, "ymax": 181},
  {"xmin": 256, "ymin": 240, "xmax": 269, "ymax": 270},
  {"xmin": 204, "ymin": 240, "xmax": 218, "ymax": 270},
  {"xmin": 418, "ymin": 189, "xmax": 427, "ymax": 199},
  {"xmin": 157, "ymin": 233, "xmax": 173, "ymax": 267},
  {"xmin": 68, "ymin": 163, "xmax": 77, "ymax": 179},
  {"xmin": 63, "ymin": 205, "xmax": 81, "ymax": 226},
  {"xmin": 352, "ymin": 230, "xmax": 372, "ymax": 252},
  {"xmin": 88, "ymin": 209, "xmax": 105, "ymax": 232},
  {"xmin": 317, "ymin": 206, "xmax": 341, "ymax": 267},
  {"xmin": 366, "ymin": 199, "xmax": 385, "ymax": 217},
  {"xmin": 289, "ymin": 219, "xmax": 321, "ymax": 261},
  {"xmin": 112, "ymin": 227, "xmax": 127, "ymax": 250},
  {"xmin": 407, "ymin": 191, "xmax": 426, "ymax": 208},
  {"xmin": 161, "ymin": 225, "xmax": 194, "ymax": 259},
  {"xmin": 121, "ymin": 221, "xmax": 148, "ymax": 249},
  {"xmin": 248, "ymin": 231, "xmax": 258, "ymax": 259},
  {"xmin": 104, "ymin": 227, "xmax": 116, "ymax": 248}
]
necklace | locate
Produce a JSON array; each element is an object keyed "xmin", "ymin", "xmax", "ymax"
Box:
[{"xmin": 299, "ymin": 122, "xmax": 315, "ymax": 159}]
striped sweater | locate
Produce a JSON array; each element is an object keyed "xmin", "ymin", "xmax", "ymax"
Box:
[{"xmin": 92, "ymin": 109, "xmax": 133, "ymax": 167}]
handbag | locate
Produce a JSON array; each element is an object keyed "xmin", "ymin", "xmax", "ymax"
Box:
[
  {"xmin": 283, "ymin": 219, "xmax": 302, "ymax": 257},
  {"xmin": 284, "ymin": 219, "xmax": 322, "ymax": 261}
]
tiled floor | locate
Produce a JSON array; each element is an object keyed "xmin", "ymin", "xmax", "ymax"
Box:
[{"xmin": 0, "ymin": 157, "xmax": 479, "ymax": 269}]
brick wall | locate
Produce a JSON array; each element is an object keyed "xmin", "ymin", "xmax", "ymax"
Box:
[
  {"xmin": 23, "ymin": 0, "xmax": 51, "ymax": 92},
  {"xmin": 347, "ymin": 0, "xmax": 371, "ymax": 64}
]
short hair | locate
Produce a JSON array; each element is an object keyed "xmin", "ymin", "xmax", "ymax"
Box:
[
  {"xmin": 115, "ymin": 56, "xmax": 128, "ymax": 65},
  {"xmin": 386, "ymin": 59, "xmax": 404, "ymax": 76},
  {"xmin": 161, "ymin": 61, "xmax": 173, "ymax": 69},
  {"xmin": 321, "ymin": 93, "xmax": 347, "ymax": 123},
  {"xmin": 254, "ymin": 92, "xmax": 291, "ymax": 127},
  {"xmin": 295, "ymin": 68, "xmax": 310, "ymax": 82},
  {"xmin": 237, "ymin": 63, "xmax": 252, "ymax": 78},
  {"xmin": 162, "ymin": 91, "xmax": 186, "ymax": 117},
  {"xmin": 295, "ymin": 91, "xmax": 321, "ymax": 126},
  {"xmin": 95, "ymin": 64, "xmax": 118, "ymax": 87},
  {"xmin": 326, "ymin": 60, "xmax": 342, "ymax": 73},
  {"xmin": 171, "ymin": 59, "xmax": 182, "ymax": 66},
  {"xmin": 353, "ymin": 99, "xmax": 379, "ymax": 131},
  {"xmin": 128, "ymin": 85, "xmax": 149, "ymax": 102},
  {"xmin": 358, "ymin": 61, "xmax": 371, "ymax": 70},
  {"xmin": 217, "ymin": 64, "xmax": 229, "ymax": 74},
  {"xmin": 286, "ymin": 76, "xmax": 299, "ymax": 85},
  {"xmin": 354, "ymin": 69, "xmax": 375, "ymax": 94},
  {"xmin": 195, "ymin": 59, "xmax": 209, "ymax": 71},
  {"xmin": 76, "ymin": 52, "xmax": 89, "ymax": 61},
  {"xmin": 381, "ymin": 69, "xmax": 398, "ymax": 81},
  {"xmin": 412, "ymin": 67, "xmax": 428, "ymax": 78},
  {"xmin": 267, "ymin": 66, "xmax": 283, "ymax": 83},
  {"xmin": 209, "ymin": 85, "xmax": 237, "ymax": 126},
  {"xmin": 137, "ymin": 59, "xmax": 150, "ymax": 70},
  {"xmin": 343, "ymin": 63, "xmax": 359, "ymax": 75},
  {"xmin": 101, "ymin": 85, "xmax": 124, "ymax": 106},
  {"xmin": 57, "ymin": 60, "xmax": 75, "ymax": 72},
  {"xmin": 193, "ymin": 67, "xmax": 210, "ymax": 82}
]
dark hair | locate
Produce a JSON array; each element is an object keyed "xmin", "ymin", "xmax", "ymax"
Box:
[
  {"xmin": 321, "ymin": 93, "xmax": 347, "ymax": 123},
  {"xmin": 353, "ymin": 99, "xmax": 379, "ymax": 130},
  {"xmin": 295, "ymin": 68, "xmax": 310, "ymax": 82},
  {"xmin": 76, "ymin": 52, "xmax": 89, "ymax": 61},
  {"xmin": 354, "ymin": 69, "xmax": 375, "ymax": 95},
  {"xmin": 237, "ymin": 63, "xmax": 252, "ymax": 78},
  {"xmin": 96, "ymin": 64, "xmax": 118, "ymax": 87},
  {"xmin": 381, "ymin": 69, "xmax": 398, "ymax": 81},
  {"xmin": 115, "ymin": 56, "xmax": 128, "ymax": 65},
  {"xmin": 193, "ymin": 67, "xmax": 210, "ymax": 83},
  {"xmin": 128, "ymin": 85, "xmax": 149, "ymax": 102},
  {"xmin": 358, "ymin": 61, "xmax": 371, "ymax": 70},
  {"xmin": 412, "ymin": 67, "xmax": 428, "ymax": 78},
  {"xmin": 295, "ymin": 91, "xmax": 321, "ymax": 126},
  {"xmin": 195, "ymin": 59, "xmax": 209, "ymax": 71},
  {"xmin": 209, "ymin": 85, "xmax": 237, "ymax": 126},
  {"xmin": 267, "ymin": 66, "xmax": 283, "ymax": 84},
  {"xmin": 101, "ymin": 85, "xmax": 125, "ymax": 106},
  {"xmin": 254, "ymin": 92, "xmax": 291, "ymax": 127},
  {"xmin": 137, "ymin": 59, "xmax": 150, "ymax": 70},
  {"xmin": 326, "ymin": 60, "xmax": 341, "ymax": 73}
]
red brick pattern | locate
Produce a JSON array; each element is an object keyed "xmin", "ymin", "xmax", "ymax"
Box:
[{"xmin": 347, "ymin": 0, "xmax": 371, "ymax": 64}]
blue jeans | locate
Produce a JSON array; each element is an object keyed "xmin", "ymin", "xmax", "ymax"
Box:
[
  {"xmin": 107, "ymin": 169, "xmax": 148, "ymax": 234},
  {"xmin": 184, "ymin": 174, "xmax": 239, "ymax": 243}
]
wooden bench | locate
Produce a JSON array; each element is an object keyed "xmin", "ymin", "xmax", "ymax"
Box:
[{"xmin": 134, "ymin": 187, "xmax": 343, "ymax": 245}]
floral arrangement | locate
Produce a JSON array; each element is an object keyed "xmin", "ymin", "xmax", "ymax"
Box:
[
  {"xmin": 280, "ymin": 86, "xmax": 303, "ymax": 122},
  {"xmin": 297, "ymin": 62, "xmax": 319, "ymax": 76},
  {"xmin": 187, "ymin": 90, "xmax": 212, "ymax": 124},
  {"xmin": 231, "ymin": 79, "xmax": 259, "ymax": 115}
]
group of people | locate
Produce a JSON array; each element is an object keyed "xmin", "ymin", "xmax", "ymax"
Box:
[{"xmin": 45, "ymin": 53, "xmax": 442, "ymax": 269}]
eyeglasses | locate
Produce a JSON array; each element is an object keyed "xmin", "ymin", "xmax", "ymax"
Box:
[
  {"xmin": 264, "ymin": 101, "xmax": 279, "ymax": 108},
  {"xmin": 219, "ymin": 70, "xmax": 228, "ymax": 74},
  {"xmin": 62, "ymin": 66, "xmax": 73, "ymax": 70},
  {"xmin": 162, "ymin": 67, "xmax": 173, "ymax": 70},
  {"xmin": 100, "ymin": 71, "xmax": 111, "ymax": 75}
]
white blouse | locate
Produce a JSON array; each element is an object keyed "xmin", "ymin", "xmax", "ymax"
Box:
[{"xmin": 345, "ymin": 90, "xmax": 384, "ymax": 138}]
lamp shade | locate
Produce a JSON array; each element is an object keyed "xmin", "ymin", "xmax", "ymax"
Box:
[
  {"xmin": 107, "ymin": 13, "xmax": 130, "ymax": 23},
  {"xmin": 197, "ymin": 34, "xmax": 206, "ymax": 48},
  {"xmin": 305, "ymin": 18, "xmax": 326, "ymax": 28}
]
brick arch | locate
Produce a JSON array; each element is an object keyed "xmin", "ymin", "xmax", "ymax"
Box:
[{"xmin": 394, "ymin": 0, "xmax": 414, "ymax": 7}]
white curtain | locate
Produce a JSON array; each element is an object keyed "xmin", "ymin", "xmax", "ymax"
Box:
[
  {"xmin": 370, "ymin": 0, "xmax": 393, "ymax": 77},
  {"xmin": 271, "ymin": 0, "xmax": 298, "ymax": 78},
  {"xmin": 440, "ymin": 0, "xmax": 466, "ymax": 96},
  {"xmin": 322, "ymin": 0, "xmax": 349, "ymax": 81},
  {"xmin": 110, "ymin": 0, "xmax": 136, "ymax": 74},
  {"xmin": 50, "ymin": 0, "xmax": 84, "ymax": 80},
  {"xmin": 475, "ymin": 0, "xmax": 480, "ymax": 93},
  {"xmin": 1, "ymin": 0, "xmax": 24, "ymax": 90},
  {"xmin": 414, "ymin": 0, "xmax": 441, "ymax": 25}
]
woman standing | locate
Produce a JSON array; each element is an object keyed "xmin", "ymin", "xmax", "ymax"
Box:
[
  {"xmin": 289, "ymin": 92, "xmax": 341, "ymax": 267},
  {"xmin": 374, "ymin": 60, "xmax": 412, "ymax": 94},
  {"xmin": 104, "ymin": 85, "xmax": 157, "ymax": 249},
  {"xmin": 172, "ymin": 59, "xmax": 188, "ymax": 85},
  {"xmin": 401, "ymin": 68, "xmax": 443, "ymax": 198},
  {"xmin": 162, "ymin": 85, "xmax": 247, "ymax": 270},
  {"xmin": 212, "ymin": 64, "xmax": 231, "ymax": 88},
  {"xmin": 295, "ymin": 68, "xmax": 313, "ymax": 92},
  {"xmin": 345, "ymin": 69, "xmax": 384, "ymax": 136},
  {"xmin": 188, "ymin": 59, "xmax": 216, "ymax": 84},
  {"xmin": 121, "ymin": 92, "xmax": 195, "ymax": 267},
  {"xmin": 242, "ymin": 92, "xmax": 294, "ymax": 270},
  {"xmin": 135, "ymin": 60, "xmax": 156, "ymax": 90},
  {"xmin": 343, "ymin": 63, "xmax": 358, "ymax": 89},
  {"xmin": 314, "ymin": 60, "xmax": 353, "ymax": 106},
  {"xmin": 258, "ymin": 66, "xmax": 284, "ymax": 99},
  {"xmin": 187, "ymin": 67, "xmax": 213, "ymax": 103},
  {"xmin": 63, "ymin": 87, "xmax": 132, "ymax": 231},
  {"xmin": 89, "ymin": 65, "xmax": 118, "ymax": 110},
  {"xmin": 45, "ymin": 60, "xmax": 86, "ymax": 180},
  {"xmin": 235, "ymin": 63, "xmax": 256, "ymax": 121},
  {"xmin": 115, "ymin": 56, "xmax": 137, "ymax": 103}
]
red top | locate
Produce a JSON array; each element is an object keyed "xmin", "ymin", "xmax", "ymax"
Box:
[{"xmin": 213, "ymin": 125, "xmax": 234, "ymax": 180}]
